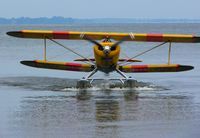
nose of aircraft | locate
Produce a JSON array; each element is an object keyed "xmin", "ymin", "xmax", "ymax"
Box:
[{"xmin": 103, "ymin": 46, "xmax": 111, "ymax": 55}]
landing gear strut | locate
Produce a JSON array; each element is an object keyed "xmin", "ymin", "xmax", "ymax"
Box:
[
  {"xmin": 76, "ymin": 68, "xmax": 137, "ymax": 89},
  {"xmin": 116, "ymin": 69, "xmax": 137, "ymax": 88},
  {"xmin": 76, "ymin": 68, "xmax": 97, "ymax": 88}
]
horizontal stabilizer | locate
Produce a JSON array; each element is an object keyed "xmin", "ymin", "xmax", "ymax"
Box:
[
  {"xmin": 74, "ymin": 58, "xmax": 95, "ymax": 62},
  {"xmin": 7, "ymin": 30, "xmax": 200, "ymax": 43},
  {"xmin": 119, "ymin": 64, "xmax": 194, "ymax": 73},
  {"xmin": 74, "ymin": 58, "xmax": 142, "ymax": 62},
  {"xmin": 21, "ymin": 60, "xmax": 95, "ymax": 72},
  {"xmin": 118, "ymin": 59, "xmax": 142, "ymax": 62}
]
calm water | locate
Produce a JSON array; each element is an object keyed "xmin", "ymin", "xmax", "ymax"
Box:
[{"xmin": 0, "ymin": 24, "xmax": 200, "ymax": 138}]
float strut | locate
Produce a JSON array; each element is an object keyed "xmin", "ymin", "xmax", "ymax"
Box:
[{"xmin": 84, "ymin": 68, "xmax": 98, "ymax": 80}]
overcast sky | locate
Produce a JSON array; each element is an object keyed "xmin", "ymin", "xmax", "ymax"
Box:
[{"xmin": 1, "ymin": 0, "xmax": 200, "ymax": 19}]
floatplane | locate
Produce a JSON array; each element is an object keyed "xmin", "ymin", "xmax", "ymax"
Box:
[{"xmin": 7, "ymin": 30, "xmax": 199, "ymax": 88}]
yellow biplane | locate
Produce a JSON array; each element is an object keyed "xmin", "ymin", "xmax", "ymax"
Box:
[{"xmin": 7, "ymin": 30, "xmax": 200, "ymax": 87}]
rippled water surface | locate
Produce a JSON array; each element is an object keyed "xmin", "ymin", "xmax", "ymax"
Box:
[{"xmin": 0, "ymin": 24, "xmax": 200, "ymax": 138}]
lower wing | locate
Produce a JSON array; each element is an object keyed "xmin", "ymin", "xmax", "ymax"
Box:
[
  {"xmin": 119, "ymin": 64, "xmax": 194, "ymax": 73},
  {"xmin": 21, "ymin": 60, "xmax": 193, "ymax": 73},
  {"xmin": 21, "ymin": 60, "xmax": 95, "ymax": 72}
]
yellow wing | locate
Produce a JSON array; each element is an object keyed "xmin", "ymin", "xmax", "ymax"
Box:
[
  {"xmin": 21, "ymin": 60, "xmax": 95, "ymax": 72},
  {"xmin": 7, "ymin": 30, "xmax": 200, "ymax": 43},
  {"xmin": 119, "ymin": 64, "xmax": 194, "ymax": 73}
]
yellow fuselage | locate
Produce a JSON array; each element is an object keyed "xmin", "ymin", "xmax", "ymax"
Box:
[{"xmin": 94, "ymin": 42, "xmax": 120, "ymax": 72}]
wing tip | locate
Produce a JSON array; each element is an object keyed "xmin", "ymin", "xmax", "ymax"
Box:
[
  {"xmin": 20, "ymin": 60, "xmax": 36, "ymax": 67},
  {"xmin": 179, "ymin": 65, "xmax": 194, "ymax": 71},
  {"xmin": 7, "ymin": 31, "xmax": 23, "ymax": 38}
]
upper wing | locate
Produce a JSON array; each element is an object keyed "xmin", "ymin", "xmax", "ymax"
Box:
[
  {"xmin": 119, "ymin": 64, "xmax": 194, "ymax": 73},
  {"xmin": 21, "ymin": 60, "xmax": 95, "ymax": 72},
  {"xmin": 7, "ymin": 30, "xmax": 200, "ymax": 43}
]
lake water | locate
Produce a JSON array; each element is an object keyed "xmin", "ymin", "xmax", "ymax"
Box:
[{"xmin": 0, "ymin": 24, "xmax": 200, "ymax": 138}]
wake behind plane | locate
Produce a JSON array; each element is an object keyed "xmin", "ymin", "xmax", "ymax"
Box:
[{"xmin": 7, "ymin": 30, "xmax": 199, "ymax": 87}]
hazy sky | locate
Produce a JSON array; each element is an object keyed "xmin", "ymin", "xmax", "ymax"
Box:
[{"xmin": 1, "ymin": 0, "xmax": 200, "ymax": 19}]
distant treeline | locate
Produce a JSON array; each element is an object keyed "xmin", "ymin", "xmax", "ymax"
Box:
[{"xmin": 1, "ymin": 16, "xmax": 200, "ymax": 24}]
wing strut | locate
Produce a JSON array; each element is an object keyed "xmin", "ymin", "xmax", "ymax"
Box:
[
  {"xmin": 45, "ymin": 37, "xmax": 95, "ymax": 65},
  {"xmin": 168, "ymin": 42, "xmax": 172, "ymax": 64},
  {"xmin": 44, "ymin": 38, "xmax": 47, "ymax": 61},
  {"xmin": 119, "ymin": 41, "xmax": 168, "ymax": 66}
]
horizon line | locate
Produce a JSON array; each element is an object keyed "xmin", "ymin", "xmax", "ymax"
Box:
[{"xmin": 1, "ymin": 17, "xmax": 200, "ymax": 20}]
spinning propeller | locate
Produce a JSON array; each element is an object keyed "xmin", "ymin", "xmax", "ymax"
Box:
[{"xmin": 82, "ymin": 35, "xmax": 129, "ymax": 54}]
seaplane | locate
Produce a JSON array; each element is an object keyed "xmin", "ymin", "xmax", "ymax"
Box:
[{"xmin": 6, "ymin": 30, "xmax": 200, "ymax": 88}]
